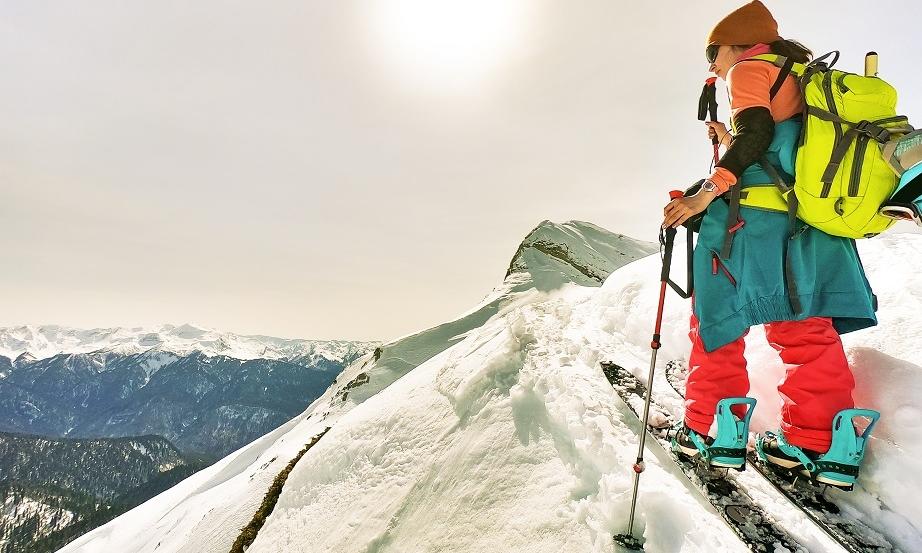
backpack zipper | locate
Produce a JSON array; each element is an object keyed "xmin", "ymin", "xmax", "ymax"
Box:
[
  {"xmin": 711, "ymin": 253, "xmax": 737, "ymax": 287},
  {"xmin": 823, "ymin": 71, "xmax": 843, "ymax": 141},
  {"xmin": 821, "ymin": 71, "xmax": 842, "ymax": 198},
  {"xmin": 849, "ymin": 135, "xmax": 869, "ymax": 197}
]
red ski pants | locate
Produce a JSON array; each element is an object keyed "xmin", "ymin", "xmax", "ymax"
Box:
[{"xmin": 684, "ymin": 314, "xmax": 855, "ymax": 452}]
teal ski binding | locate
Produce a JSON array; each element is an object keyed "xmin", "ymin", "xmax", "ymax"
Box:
[
  {"xmin": 674, "ymin": 397, "xmax": 756, "ymax": 470},
  {"xmin": 757, "ymin": 408, "xmax": 880, "ymax": 490}
]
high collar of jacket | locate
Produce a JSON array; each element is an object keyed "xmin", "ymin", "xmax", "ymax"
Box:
[{"xmin": 734, "ymin": 43, "xmax": 772, "ymax": 64}]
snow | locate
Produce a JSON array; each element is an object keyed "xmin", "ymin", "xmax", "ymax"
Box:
[
  {"xmin": 0, "ymin": 323, "xmax": 376, "ymax": 363},
  {"xmin": 59, "ymin": 226, "xmax": 922, "ymax": 552},
  {"xmin": 136, "ymin": 350, "xmax": 180, "ymax": 381},
  {"xmin": 2, "ymin": 493, "xmax": 77, "ymax": 540}
]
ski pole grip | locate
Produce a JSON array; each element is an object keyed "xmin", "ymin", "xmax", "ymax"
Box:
[{"xmin": 669, "ymin": 190, "xmax": 684, "ymax": 200}]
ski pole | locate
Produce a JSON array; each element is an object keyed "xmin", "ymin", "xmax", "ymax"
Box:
[{"xmin": 615, "ymin": 190, "xmax": 687, "ymax": 550}]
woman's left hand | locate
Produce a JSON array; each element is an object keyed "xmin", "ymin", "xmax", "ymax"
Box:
[{"xmin": 662, "ymin": 191, "xmax": 716, "ymax": 229}]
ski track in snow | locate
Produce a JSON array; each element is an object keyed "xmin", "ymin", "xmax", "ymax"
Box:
[{"xmin": 61, "ymin": 233, "xmax": 922, "ymax": 553}]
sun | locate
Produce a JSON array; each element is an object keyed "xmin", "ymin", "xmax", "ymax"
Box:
[{"xmin": 363, "ymin": 0, "xmax": 532, "ymax": 94}]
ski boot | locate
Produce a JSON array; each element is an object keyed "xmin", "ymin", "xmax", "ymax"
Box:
[
  {"xmin": 673, "ymin": 397, "xmax": 756, "ymax": 470},
  {"xmin": 756, "ymin": 408, "xmax": 880, "ymax": 490}
]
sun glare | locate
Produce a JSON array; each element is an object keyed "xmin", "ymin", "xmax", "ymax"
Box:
[{"xmin": 364, "ymin": 0, "xmax": 532, "ymax": 94}]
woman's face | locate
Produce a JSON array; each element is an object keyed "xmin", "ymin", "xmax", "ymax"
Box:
[{"xmin": 709, "ymin": 45, "xmax": 742, "ymax": 80}]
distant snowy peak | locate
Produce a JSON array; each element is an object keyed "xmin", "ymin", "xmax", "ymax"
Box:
[
  {"xmin": 0, "ymin": 324, "xmax": 378, "ymax": 363},
  {"xmin": 506, "ymin": 220, "xmax": 657, "ymax": 289}
]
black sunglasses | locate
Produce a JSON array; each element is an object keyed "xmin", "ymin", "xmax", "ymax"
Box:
[{"xmin": 706, "ymin": 44, "xmax": 720, "ymax": 64}]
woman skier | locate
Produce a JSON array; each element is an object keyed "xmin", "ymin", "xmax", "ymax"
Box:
[{"xmin": 660, "ymin": 0, "xmax": 879, "ymax": 488}]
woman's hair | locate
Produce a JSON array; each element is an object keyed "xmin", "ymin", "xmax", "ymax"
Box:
[{"xmin": 768, "ymin": 39, "xmax": 813, "ymax": 63}]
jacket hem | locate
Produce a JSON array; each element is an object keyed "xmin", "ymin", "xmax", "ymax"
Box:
[{"xmin": 697, "ymin": 291, "xmax": 878, "ymax": 353}]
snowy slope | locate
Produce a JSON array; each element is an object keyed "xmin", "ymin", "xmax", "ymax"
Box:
[
  {"xmin": 0, "ymin": 323, "xmax": 372, "ymax": 363},
  {"xmin": 60, "ymin": 224, "xmax": 922, "ymax": 553}
]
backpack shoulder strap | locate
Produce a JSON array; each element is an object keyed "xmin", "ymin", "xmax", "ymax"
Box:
[
  {"xmin": 737, "ymin": 54, "xmax": 802, "ymax": 100},
  {"xmin": 769, "ymin": 57, "xmax": 796, "ymax": 100},
  {"xmin": 720, "ymin": 54, "xmax": 795, "ymax": 260}
]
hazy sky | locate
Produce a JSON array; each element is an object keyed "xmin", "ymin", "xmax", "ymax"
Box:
[{"xmin": 2, "ymin": 1, "xmax": 921, "ymax": 342}]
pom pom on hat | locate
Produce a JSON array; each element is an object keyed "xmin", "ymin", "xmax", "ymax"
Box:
[{"xmin": 707, "ymin": 1, "xmax": 782, "ymax": 46}]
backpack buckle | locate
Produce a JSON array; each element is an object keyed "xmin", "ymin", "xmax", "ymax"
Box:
[{"xmin": 855, "ymin": 120, "xmax": 890, "ymax": 142}]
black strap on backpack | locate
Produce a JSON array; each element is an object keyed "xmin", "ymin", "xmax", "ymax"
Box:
[
  {"xmin": 721, "ymin": 57, "xmax": 793, "ymax": 262},
  {"xmin": 721, "ymin": 55, "xmax": 805, "ymax": 314}
]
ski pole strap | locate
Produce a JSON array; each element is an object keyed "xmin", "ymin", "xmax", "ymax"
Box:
[
  {"xmin": 661, "ymin": 193, "xmax": 694, "ymax": 299},
  {"xmin": 660, "ymin": 226, "xmax": 694, "ymax": 299},
  {"xmin": 659, "ymin": 226, "xmax": 676, "ymax": 282},
  {"xmin": 667, "ymin": 229, "xmax": 695, "ymax": 300}
]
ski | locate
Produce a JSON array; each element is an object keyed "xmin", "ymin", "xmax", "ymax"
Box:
[
  {"xmin": 664, "ymin": 359, "xmax": 895, "ymax": 553},
  {"xmin": 600, "ymin": 361, "xmax": 805, "ymax": 553}
]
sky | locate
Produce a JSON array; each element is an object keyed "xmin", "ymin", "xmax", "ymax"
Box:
[{"xmin": 2, "ymin": 1, "xmax": 921, "ymax": 342}]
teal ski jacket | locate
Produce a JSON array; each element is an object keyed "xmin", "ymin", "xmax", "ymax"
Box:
[{"xmin": 692, "ymin": 118, "xmax": 878, "ymax": 352}]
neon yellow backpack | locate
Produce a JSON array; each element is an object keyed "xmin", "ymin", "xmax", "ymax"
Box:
[{"xmin": 737, "ymin": 51, "xmax": 915, "ymax": 238}]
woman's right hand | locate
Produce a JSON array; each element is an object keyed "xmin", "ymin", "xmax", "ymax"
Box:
[
  {"xmin": 662, "ymin": 189, "xmax": 716, "ymax": 229},
  {"xmin": 705, "ymin": 121, "xmax": 731, "ymax": 145}
]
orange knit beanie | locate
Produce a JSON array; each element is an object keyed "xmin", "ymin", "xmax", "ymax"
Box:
[{"xmin": 706, "ymin": 1, "xmax": 782, "ymax": 46}]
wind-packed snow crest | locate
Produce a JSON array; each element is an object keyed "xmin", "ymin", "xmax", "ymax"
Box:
[{"xmin": 60, "ymin": 223, "xmax": 922, "ymax": 552}]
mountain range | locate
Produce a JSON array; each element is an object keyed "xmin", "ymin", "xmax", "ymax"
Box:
[
  {"xmin": 0, "ymin": 324, "xmax": 378, "ymax": 552},
  {"xmin": 0, "ymin": 328, "xmax": 376, "ymax": 457},
  {"xmin": 0, "ymin": 323, "xmax": 367, "ymax": 363}
]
